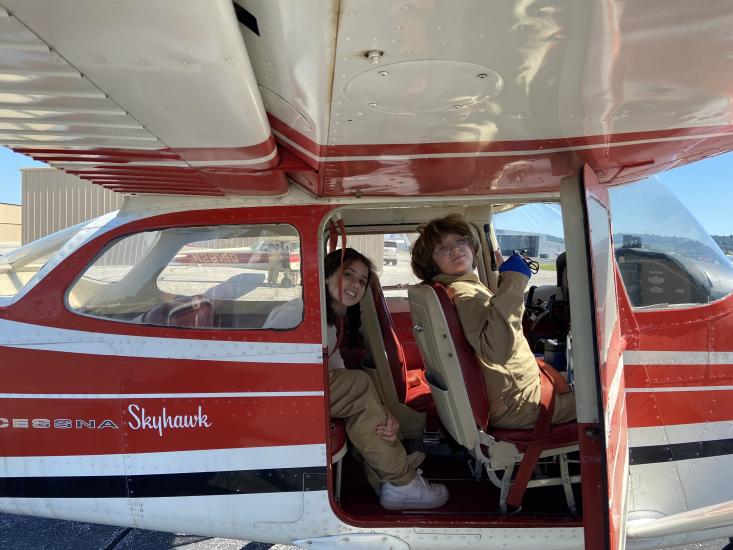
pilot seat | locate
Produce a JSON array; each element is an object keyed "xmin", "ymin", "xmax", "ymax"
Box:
[{"xmin": 408, "ymin": 281, "xmax": 580, "ymax": 514}]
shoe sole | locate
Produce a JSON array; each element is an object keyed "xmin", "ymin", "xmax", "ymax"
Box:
[{"xmin": 379, "ymin": 494, "xmax": 449, "ymax": 511}]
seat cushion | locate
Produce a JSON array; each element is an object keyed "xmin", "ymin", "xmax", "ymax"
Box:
[
  {"xmin": 404, "ymin": 369, "xmax": 434, "ymax": 412},
  {"xmin": 330, "ymin": 418, "xmax": 347, "ymax": 456}
]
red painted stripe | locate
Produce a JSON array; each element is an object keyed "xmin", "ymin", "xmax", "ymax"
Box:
[
  {"xmin": 67, "ymin": 167, "xmax": 199, "ymax": 175},
  {"xmin": 15, "ymin": 140, "xmax": 280, "ymax": 165},
  {"xmin": 268, "ymin": 120, "xmax": 733, "ymax": 157},
  {"xmin": 0, "ymin": 347, "xmax": 324, "ymax": 394},
  {"xmin": 123, "ymin": 396, "xmax": 324, "ymax": 454},
  {"xmin": 633, "ymin": 293, "xmax": 733, "ymax": 352},
  {"xmin": 601, "ymin": 322, "xmax": 624, "ymax": 404},
  {"xmin": 267, "ymin": 114, "xmax": 321, "ymax": 156},
  {"xmin": 195, "ymin": 169, "xmax": 289, "ymax": 196},
  {"xmin": 12, "ymin": 147, "xmax": 181, "ymax": 159},
  {"xmin": 626, "ymin": 390, "xmax": 733, "ymax": 427},
  {"xmin": 578, "ymin": 422, "xmax": 607, "ymax": 549},
  {"xmin": 309, "ymin": 124, "xmax": 733, "ymax": 196},
  {"xmin": 90, "ymin": 181, "xmax": 209, "ymax": 188},
  {"xmin": 0, "ymin": 399, "xmax": 122, "ymax": 456},
  {"xmin": 624, "ymin": 363, "xmax": 733, "ymax": 389},
  {"xmin": 608, "ymin": 420, "xmax": 628, "ymax": 550},
  {"xmin": 0, "ymin": 397, "xmax": 325, "ymax": 457},
  {"xmin": 171, "ymin": 136, "xmax": 277, "ymax": 163},
  {"xmin": 100, "ymin": 187, "xmax": 222, "ymax": 196},
  {"xmin": 84, "ymin": 176, "xmax": 205, "ymax": 183}
]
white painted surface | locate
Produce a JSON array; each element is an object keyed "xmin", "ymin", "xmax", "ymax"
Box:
[
  {"xmin": 0, "ymin": 319, "xmax": 322, "ymax": 363},
  {"xmin": 1, "ymin": 0, "xmax": 272, "ymax": 150},
  {"xmin": 0, "ymin": 444, "xmax": 326, "ymax": 477}
]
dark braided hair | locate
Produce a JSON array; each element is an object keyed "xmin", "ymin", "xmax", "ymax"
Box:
[{"xmin": 323, "ymin": 248, "xmax": 374, "ymax": 347}]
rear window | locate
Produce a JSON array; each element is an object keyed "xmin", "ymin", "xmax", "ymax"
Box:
[{"xmin": 67, "ymin": 223, "xmax": 303, "ymax": 329}]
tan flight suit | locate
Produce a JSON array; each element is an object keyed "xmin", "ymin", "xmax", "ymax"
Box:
[
  {"xmin": 330, "ymin": 368, "xmax": 413, "ymax": 486},
  {"xmin": 264, "ymin": 301, "xmax": 414, "ymax": 486},
  {"xmin": 434, "ymin": 272, "xmax": 576, "ymax": 430},
  {"xmin": 327, "ymin": 322, "xmax": 413, "ymax": 486}
]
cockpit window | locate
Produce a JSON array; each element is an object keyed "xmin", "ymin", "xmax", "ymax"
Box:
[
  {"xmin": 67, "ymin": 224, "xmax": 302, "ymax": 329},
  {"xmin": 610, "ymin": 179, "xmax": 733, "ymax": 308}
]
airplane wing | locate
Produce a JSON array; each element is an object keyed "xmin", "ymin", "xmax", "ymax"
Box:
[
  {"xmin": 0, "ymin": 0, "xmax": 284, "ymax": 196},
  {"xmin": 2, "ymin": 1, "xmax": 733, "ymax": 198}
]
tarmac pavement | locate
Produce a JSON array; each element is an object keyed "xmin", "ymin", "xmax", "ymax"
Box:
[{"xmin": 0, "ymin": 512, "xmax": 728, "ymax": 550}]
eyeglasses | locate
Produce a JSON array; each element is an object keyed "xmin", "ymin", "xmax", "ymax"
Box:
[{"xmin": 433, "ymin": 237, "xmax": 469, "ymax": 256}]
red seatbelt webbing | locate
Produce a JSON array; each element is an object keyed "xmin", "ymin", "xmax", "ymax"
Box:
[
  {"xmin": 327, "ymin": 219, "xmax": 347, "ymax": 358},
  {"xmin": 506, "ymin": 360, "xmax": 557, "ymax": 508}
]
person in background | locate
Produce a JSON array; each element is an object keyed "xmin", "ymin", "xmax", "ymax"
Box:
[
  {"xmin": 410, "ymin": 214, "xmax": 576, "ymax": 430},
  {"xmin": 265, "ymin": 248, "xmax": 449, "ymax": 510},
  {"xmin": 266, "ymin": 242, "xmax": 282, "ymax": 286}
]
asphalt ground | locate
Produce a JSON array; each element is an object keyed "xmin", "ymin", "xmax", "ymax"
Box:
[{"xmin": 0, "ymin": 513, "xmax": 728, "ymax": 550}]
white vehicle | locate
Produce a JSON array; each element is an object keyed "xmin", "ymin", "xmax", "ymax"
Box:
[{"xmin": 383, "ymin": 239, "xmax": 398, "ymax": 265}]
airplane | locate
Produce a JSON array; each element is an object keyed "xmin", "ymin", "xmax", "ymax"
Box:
[{"xmin": 0, "ymin": 1, "xmax": 732, "ymax": 549}]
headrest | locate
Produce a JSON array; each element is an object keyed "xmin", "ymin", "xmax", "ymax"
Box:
[{"xmin": 143, "ymin": 295, "xmax": 213, "ymax": 328}]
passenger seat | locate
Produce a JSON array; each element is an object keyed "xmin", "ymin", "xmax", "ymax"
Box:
[{"xmin": 360, "ymin": 276, "xmax": 433, "ymax": 439}]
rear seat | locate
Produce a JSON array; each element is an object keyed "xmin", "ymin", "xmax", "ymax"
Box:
[{"xmin": 360, "ymin": 275, "xmax": 433, "ymax": 439}]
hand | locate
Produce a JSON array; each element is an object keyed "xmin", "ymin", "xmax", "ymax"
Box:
[
  {"xmin": 376, "ymin": 410, "xmax": 399, "ymax": 443},
  {"xmin": 498, "ymin": 253, "xmax": 532, "ymax": 278},
  {"xmin": 494, "ymin": 250, "xmax": 504, "ymax": 269}
]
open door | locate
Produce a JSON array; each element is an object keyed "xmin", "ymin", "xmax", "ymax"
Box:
[{"xmin": 561, "ymin": 165, "xmax": 629, "ymax": 550}]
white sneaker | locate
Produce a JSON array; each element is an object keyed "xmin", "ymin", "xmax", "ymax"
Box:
[{"xmin": 379, "ymin": 469, "xmax": 449, "ymax": 510}]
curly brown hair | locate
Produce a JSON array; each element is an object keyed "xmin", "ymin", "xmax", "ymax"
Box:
[{"xmin": 410, "ymin": 214, "xmax": 479, "ymax": 281}]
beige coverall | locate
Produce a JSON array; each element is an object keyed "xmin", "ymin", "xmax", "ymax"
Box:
[
  {"xmin": 433, "ymin": 271, "xmax": 576, "ymax": 430},
  {"xmin": 327, "ymin": 326, "xmax": 414, "ymax": 485},
  {"xmin": 264, "ymin": 300, "xmax": 414, "ymax": 486}
]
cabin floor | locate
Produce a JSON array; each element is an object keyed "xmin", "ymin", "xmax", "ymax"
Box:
[{"xmin": 334, "ymin": 447, "xmax": 583, "ymax": 526}]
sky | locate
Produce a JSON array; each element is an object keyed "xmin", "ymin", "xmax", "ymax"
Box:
[
  {"xmin": 1, "ymin": 146, "xmax": 732, "ymax": 237},
  {"xmin": 494, "ymin": 152, "xmax": 733, "ymax": 238}
]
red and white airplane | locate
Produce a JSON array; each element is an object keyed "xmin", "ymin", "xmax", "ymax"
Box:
[{"xmin": 0, "ymin": 1, "xmax": 732, "ymax": 549}]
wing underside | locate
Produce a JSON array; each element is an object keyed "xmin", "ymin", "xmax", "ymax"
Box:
[
  {"xmin": 0, "ymin": 0, "xmax": 283, "ymax": 196},
  {"xmin": 2, "ymin": 1, "xmax": 733, "ymax": 198}
]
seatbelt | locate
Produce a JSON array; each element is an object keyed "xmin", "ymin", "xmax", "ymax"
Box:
[
  {"xmin": 506, "ymin": 359, "xmax": 558, "ymax": 508},
  {"xmin": 327, "ymin": 218, "xmax": 348, "ymax": 358}
]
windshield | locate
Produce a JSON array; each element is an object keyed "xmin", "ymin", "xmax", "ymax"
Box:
[{"xmin": 610, "ymin": 178, "xmax": 733, "ymax": 308}]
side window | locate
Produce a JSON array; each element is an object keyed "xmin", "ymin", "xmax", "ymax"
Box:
[
  {"xmin": 68, "ymin": 224, "xmax": 302, "ymax": 329},
  {"xmin": 610, "ymin": 180, "xmax": 733, "ymax": 308}
]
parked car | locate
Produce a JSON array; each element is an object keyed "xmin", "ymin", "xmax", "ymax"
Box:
[{"xmin": 383, "ymin": 239, "xmax": 398, "ymax": 265}]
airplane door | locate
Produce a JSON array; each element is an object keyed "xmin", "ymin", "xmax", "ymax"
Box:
[{"xmin": 561, "ymin": 165, "xmax": 629, "ymax": 550}]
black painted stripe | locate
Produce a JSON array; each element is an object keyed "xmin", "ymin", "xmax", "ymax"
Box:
[
  {"xmin": 0, "ymin": 466, "xmax": 326, "ymax": 499},
  {"xmin": 233, "ymin": 3, "xmax": 259, "ymax": 36},
  {"xmin": 630, "ymin": 438, "xmax": 733, "ymax": 465}
]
